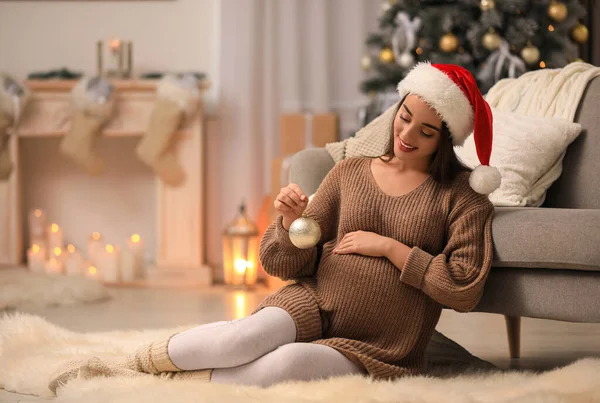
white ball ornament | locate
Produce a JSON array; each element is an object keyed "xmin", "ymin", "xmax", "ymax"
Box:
[
  {"xmin": 398, "ymin": 52, "xmax": 415, "ymax": 68},
  {"xmin": 289, "ymin": 193, "xmax": 321, "ymax": 249}
]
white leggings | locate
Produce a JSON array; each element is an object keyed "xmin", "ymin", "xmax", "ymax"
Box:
[{"xmin": 167, "ymin": 307, "xmax": 365, "ymax": 387}]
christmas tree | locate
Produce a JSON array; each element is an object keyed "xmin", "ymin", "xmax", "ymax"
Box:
[{"xmin": 359, "ymin": 0, "xmax": 589, "ymax": 124}]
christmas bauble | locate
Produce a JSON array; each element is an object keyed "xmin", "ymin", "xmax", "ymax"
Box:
[
  {"xmin": 361, "ymin": 55, "xmax": 372, "ymax": 71},
  {"xmin": 289, "ymin": 216, "xmax": 321, "ymax": 249},
  {"xmin": 571, "ymin": 23, "xmax": 589, "ymax": 44},
  {"xmin": 398, "ymin": 52, "xmax": 415, "ymax": 68},
  {"xmin": 439, "ymin": 33, "xmax": 458, "ymax": 53},
  {"xmin": 480, "ymin": 0, "xmax": 495, "ymax": 11},
  {"xmin": 482, "ymin": 31, "xmax": 501, "ymax": 51},
  {"xmin": 520, "ymin": 45, "xmax": 540, "ymax": 64},
  {"xmin": 548, "ymin": 2, "xmax": 568, "ymax": 23},
  {"xmin": 379, "ymin": 48, "xmax": 395, "ymax": 63}
]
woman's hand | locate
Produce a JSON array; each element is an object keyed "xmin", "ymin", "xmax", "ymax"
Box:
[
  {"xmin": 333, "ymin": 231, "xmax": 390, "ymax": 257},
  {"xmin": 274, "ymin": 183, "xmax": 308, "ymax": 230}
]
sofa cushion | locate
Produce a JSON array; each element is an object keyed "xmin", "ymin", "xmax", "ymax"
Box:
[
  {"xmin": 475, "ymin": 267, "xmax": 600, "ymax": 322},
  {"xmin": 455, "ymin": 108, "xmax": 582, "ymax": 207},
  {"xmin": 492, "ymin": 207, "xmax": 600, "ymax": 271}
]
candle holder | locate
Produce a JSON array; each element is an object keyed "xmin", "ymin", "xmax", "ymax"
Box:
[{"xmin": 96, "ymin": 39, "xmax": 134, "ymax": 78}]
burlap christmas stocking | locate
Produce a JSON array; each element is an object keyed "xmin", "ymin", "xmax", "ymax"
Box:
[
  {"xmin": 59, "ymin": 77, "xmax": 114, "ymax": 175},
  {"xmin": 137, "ymin": 74, "xmax": 201, "ymax": 187},
  {"xmin": 0, "ymin": 74, "xmax": 30, "ymax": 180}
]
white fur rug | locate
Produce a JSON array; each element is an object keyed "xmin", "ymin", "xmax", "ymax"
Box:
[
  {"xmin": 0, "ymin": 268, "xmax": 109, "ymax": 310},
  {"xmin": 1, "ymin": 313, "xmax": 599, "ymax": 402}
]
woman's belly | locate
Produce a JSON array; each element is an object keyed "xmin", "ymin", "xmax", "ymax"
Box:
[{"xmin": 314, "ymin": 251, "xmax": 428, "ymax": 345}]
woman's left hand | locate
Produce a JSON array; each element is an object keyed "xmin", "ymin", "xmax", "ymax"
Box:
[{"xmin": 333, "ymin": 231, "xmax": 389, "ymax": 257}]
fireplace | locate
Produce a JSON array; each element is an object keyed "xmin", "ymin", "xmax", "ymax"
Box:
[{"xmin": 0, "ymin": 79, "xmax": 211, "ymax": 287}]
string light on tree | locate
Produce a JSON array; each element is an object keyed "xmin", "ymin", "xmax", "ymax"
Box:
[
  {"xmin": 358, "ymin": 0, "xmax": 587, "ymax": 123},
  {"xmin": 548, "ymin": 1, "xmax": 568, "ymax": 23},
  {"xmin": 571, "ymin": 23, "xmax": 589, "ymax": 44},
  {"xmin": 480, "ymin": 0, "xmax": 495, "ymax": 11},
  {"xmin": 361, "ymin": 55, "xmax": 372, "ymax": 71},
  {"xmin": 439, "ymin": 33, "xmax": 458, "ymax": 53},
  {"xmin": 482, "ymin": 29, "xmax": 501, "ymax": 51}
]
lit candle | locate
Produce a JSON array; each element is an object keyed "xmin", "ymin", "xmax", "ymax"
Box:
[
  {"xmin": 45, "ymin": 256, "xmax": 63, "ymax": 275},
  {"xmin": 121, "ymin": 233, "xmax": 144, "ymax": 280},
  {"xmin": 101, "ymin": 244, "xmax": 121, "ymax": 283},
  {"xmin": 233, "ymin": 258, "xmax": 252, "ymax": 286},
  {"xmin": 87, "ymin": 232, "xmax": 104, "ymax": 265},
  {"xmin": 109, "ymin": 38, "xmax": 123, "ymax": 76},
  {"xmin": 27, "ymin": 244, "xmax": 46, "ymax": 273},
  {"xmin": 64, "ymin": 244, "xmax": 84, "ymax": 276},
  {"xmin": 85, "ymin": 263, "xmax": 100, "ymax": 281},
  {"xmin": 47, "ymin": 223, "xmax": 64, "ymax": 251},
  {"xmin": 28, "ymin": 209, "xmax": 47, "ymax": 244}
]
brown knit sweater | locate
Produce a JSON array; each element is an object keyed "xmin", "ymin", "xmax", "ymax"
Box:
[{"xmin": 256, "ymin": 157, "xmax": 495, "ymax": 379}]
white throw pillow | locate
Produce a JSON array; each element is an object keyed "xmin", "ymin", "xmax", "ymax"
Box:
[{"xmin": 454, "ymin": 108, "xmax": 582, "ymax": 207}]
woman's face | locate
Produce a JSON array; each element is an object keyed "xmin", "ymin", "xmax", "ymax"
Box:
[{"xmin": 393, "ymin": 94, "xmax": 443, "ymax": 163}]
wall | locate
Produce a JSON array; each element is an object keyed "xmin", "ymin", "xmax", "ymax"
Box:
[{"xmin": 0, "ymin": 0, "xmax": 219, "ymax": 266}]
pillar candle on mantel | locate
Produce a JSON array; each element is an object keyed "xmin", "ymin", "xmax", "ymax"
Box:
[
  {"xmin": 47, "ymin": 223, "xmax": 64, "ymax": 251},
  {"xmin": 27, "ymin": 244, "xmax": 46, "ymax": 273},
  {"xmin": 65, "ymin": 244, "xmax": 85, "ymax": 276},
  {"xmin": 120, "ymin": 233, "xmax": 144, "ymax": 281},
  {"xmin": 87, "ymin": 232, "xmax": 104, "ymax": 265},
  {"xmin": 101, "ymin": 244, "xmax": 121, "ymax": 283}
]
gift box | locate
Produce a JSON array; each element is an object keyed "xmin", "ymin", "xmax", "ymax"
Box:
[
  {"xmin": 280, "ymin": 113, "xmax": 339, "ymax": 156},
  {"xmin": 271, "ymin": 157, "xmax": 286, "ymax": 200}
]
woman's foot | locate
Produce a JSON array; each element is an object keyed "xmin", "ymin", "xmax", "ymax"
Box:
[{"xmin": 48, "ymin": 356, "xmax": 152, "ymax": 395}]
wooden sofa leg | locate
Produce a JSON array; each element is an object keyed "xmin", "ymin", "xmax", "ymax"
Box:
[{"xmin": 504, "ymin": 316, "xmax": 521, "ymax": 359}]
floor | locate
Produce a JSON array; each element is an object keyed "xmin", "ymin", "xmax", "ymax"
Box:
[{"xmin": 2, "ymin": 285, "xmax": 600, "ymax": 402}]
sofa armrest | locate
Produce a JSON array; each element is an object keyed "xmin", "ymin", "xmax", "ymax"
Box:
[
  {"xmin": 492, "ymin": 207, "xmax": 600, "ymax": 271},
  {"xmin": 289, "ymin": 148, "xmax": 335, "ymax": 196}
]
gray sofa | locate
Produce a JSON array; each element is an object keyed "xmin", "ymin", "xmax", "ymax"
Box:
[{"xmin": 288, "ymin": 76, "xmax": 600, "ymax": 359}]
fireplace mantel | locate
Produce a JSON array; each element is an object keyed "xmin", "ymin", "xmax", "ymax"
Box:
[{"xmin": 0, "ymin": 79, "xmax": 212, "ymax": 287}]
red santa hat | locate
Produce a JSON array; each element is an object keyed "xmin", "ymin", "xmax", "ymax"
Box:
[{"xmin": 397, "ymin": 62, "xmax": 501, "ymax": 195}]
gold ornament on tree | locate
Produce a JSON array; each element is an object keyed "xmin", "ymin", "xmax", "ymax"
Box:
[
  {"xmin": 379, "ymin": 47, "xmax": 395, "ymax": 63},
  {"xmin": 520, "ymin": 44, "xmax": 540, "ymax": 65},
  {"xmin": 439, "ymin": 33, "xmax": 458, "ymax": 53},
  {"xmin": 480, "ymin": 0, "xmax": 495, "ymax": 11},
  {"xmin": 482, "ymin": 29, "xmax": 501, "ymax": 51},
  {"xmin": 548, "ymin": 1, "xmax": 568, "ymax": 23},
  {"xmin": 289, "ymin": 194, "xmax": 321, "ymax": 249},
  {"xmin": 571, "ymin": 23, "xmax": 589, "ymax": 44}
]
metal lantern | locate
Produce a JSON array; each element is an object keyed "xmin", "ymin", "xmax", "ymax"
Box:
[{"xmin": 222, "ymin": 202, "xmax": 259, "ymax": 288}]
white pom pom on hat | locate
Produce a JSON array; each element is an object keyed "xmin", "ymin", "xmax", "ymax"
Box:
[{"xmin": 397, "ymin": 62, "xmax": 501, "ymax": 195}]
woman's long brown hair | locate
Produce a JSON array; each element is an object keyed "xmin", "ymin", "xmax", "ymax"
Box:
[{"xmin": 379, "ymin": 99, "xmax": 471, "ymax": 184}]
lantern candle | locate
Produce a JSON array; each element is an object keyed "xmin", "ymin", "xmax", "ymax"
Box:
[
  {"xmin": 222, "ymin": 203, "xmax": 259, "ymax": 288},
  {"xmin": 27, "ymin": 244, "xmax": 46, "ymax": 273}
]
